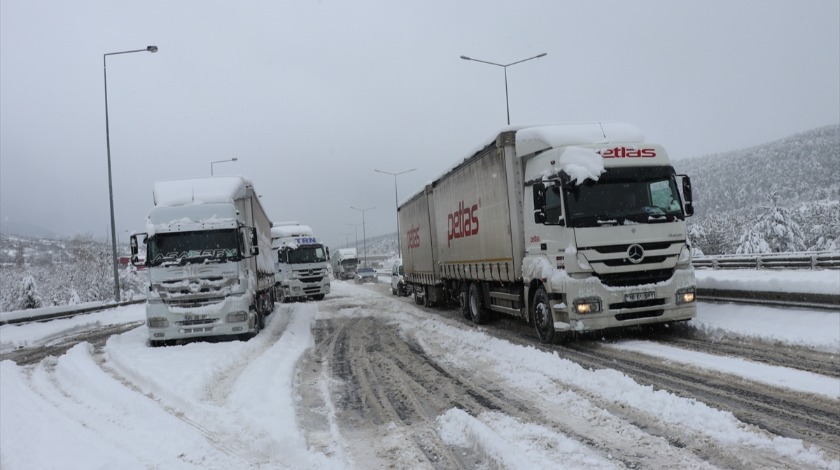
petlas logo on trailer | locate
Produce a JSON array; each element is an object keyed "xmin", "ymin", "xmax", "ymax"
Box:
[{"xmin": 447, "ymin": 200, "xmax": 479, "ymax": 247}]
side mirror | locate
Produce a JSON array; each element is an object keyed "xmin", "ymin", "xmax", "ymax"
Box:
[
  {"xmin": 250, "ymin": 227, "xmax": 259, "ymax": 255},
  {"xmin": 130, "ymin": 234, "xmax": 139, "ymax": 256},
  {"xmin": 680, "ymin": 175, "xmax": 694, "ymax": 217},
  {"xmin": 533, "ymin": 183, "xmax": 546, "ymax": 223},
  {"xmin": 129, "ymin": 234, "xmax": 147, "ymax": 267}
]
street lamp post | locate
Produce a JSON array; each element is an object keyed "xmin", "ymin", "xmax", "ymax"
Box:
[
  {"xmin": 374, "ymin": 168, "xmax": 416, "ymax": 258},
  {"xmin": 346, "ymin": 223, "xmax": 361, "ymax": 252},
  {"xmin": 460, "ymin": 52, "xmax": 547, "ymax": 125},
  {"xmin": 104, "ymin": 45, "xmax": 158, "ymax": 303},
  {"xmin": 350, "ymin": 206, "xmax": 374, "ymax": 266},
  {"xmin": 339, "ymin": 231, "xmax": 353, "ymax": 247},
  {"xmin": 211, "ymin": 157, "xmax": 239, "ymax": 176}
]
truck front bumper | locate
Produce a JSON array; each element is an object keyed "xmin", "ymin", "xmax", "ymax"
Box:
[
  {"xmin": 549, "ymin": 267, "xmax": 697, "ymax": 332},
  {"xmin": 281, "ymin": 279, "xmax": 331, "ymax": 299},
  {"xmin": 145, "ymin": 295, "xmax": 257, "ymax": 342}
]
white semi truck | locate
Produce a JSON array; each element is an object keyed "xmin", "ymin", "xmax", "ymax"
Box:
[
  {"xmin": 331, "ymin": 248, "xmax": 359, "ymax": 280},
  {"xmin": 271, "ymin": 223, "xmax": 331, "ymax": 302},
  {"xmin": 130, "ymin": 176, "xmax": 276, "ymax": 346},
  {"xmin": 399, "ymin": 123, "xmax": 697, "ymax": 343}
]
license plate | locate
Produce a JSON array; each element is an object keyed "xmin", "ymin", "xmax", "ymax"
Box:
[
  {"xmin": 625, "ymin": 291, "xmax": 655, "ymax": 302},
  {"xmin": 184, "ymin": 314, "xmax": 208, "ymax": 322}
]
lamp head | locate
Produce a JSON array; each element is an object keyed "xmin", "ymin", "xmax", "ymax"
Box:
[
  {"xmin": 536, "ymin": 52, "xmax": 547, "ymax": 58},
  {"xmin": 147, "ymin": 46, "xmax": 159, "ymax": 53},
  {"xmin": 460, "ymin": 55, "xmax": 471, "ymax": 60}
]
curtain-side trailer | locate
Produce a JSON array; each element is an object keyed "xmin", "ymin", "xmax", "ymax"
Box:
[{"xmin": 398, "ymin": 123, "xmax": 697, "ymax": 343}]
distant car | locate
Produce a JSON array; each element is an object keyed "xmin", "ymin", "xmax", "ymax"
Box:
[
  {"xmin": 355, "ymin": 266, "xmax": 377, "ymax": 283},
  {"xmin": 391, "ymin": 261, "xmax": 408, "ymax": 296}
]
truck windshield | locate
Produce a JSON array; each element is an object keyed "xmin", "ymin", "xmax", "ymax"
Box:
[
  {"xmin": 341, "ymin": 259, "xmax": 358, "ymax": 267},
  {"xmin": 564, "ymin": 167, "xmax": 684, "ymax": 228},
  {"xmin": 147, "ymin": 229, "xmax": 241, "ymax": 266},
  {"xmin": 288, "ymin": 245, "xmax": 327, "ymax": 264}
]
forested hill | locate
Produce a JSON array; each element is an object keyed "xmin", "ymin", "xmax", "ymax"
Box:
[{"xmin": 674, "ymin": 124, "xmax": 839, "ymax": 216}]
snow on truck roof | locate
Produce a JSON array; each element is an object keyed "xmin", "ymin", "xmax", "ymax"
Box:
[
  {"xmin": 514, "ymin": 122, "xmax": 644, "ymax": 156},
  {"xmin": 271, "ymin": 224, "xmax": 314, "ymax": 239},
  {"xmin": 152, "ymin": 176, "xmax": 251, "ymax": 207}
]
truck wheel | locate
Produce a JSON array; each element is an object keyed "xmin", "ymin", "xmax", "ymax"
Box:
[
  {"xmin": 149, "ymin": 340, "xmax": 164, "ymax": 348},
  {"xmin": 414, "ymin": 289, "xmax": 424, "ymax": 305},
  {"xmin": 312, "ymin": 294, "xmax": 325, "ymax": 301},
  {"xmin": 423, "ymin": 286, "xmax": 435, "ymax": 308},
  {"xmin": 459, "ymin": 284, "xmax": 471, "ymax": 319},
  {"xmin": 468, "ymin": 282, "xmax": 486, "ymax": 324},
  {"xmin": 532, "ymin": 286, "xmax": 557, "ymax": 344}
]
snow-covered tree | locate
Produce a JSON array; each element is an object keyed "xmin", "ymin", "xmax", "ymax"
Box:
[
  {"xmin": 16, "ymin": 274, "xmax": 43, "ymax": 310},
  {"xmin": 736, "ymin": 226, "xmax": 771, "ymax": 254}
]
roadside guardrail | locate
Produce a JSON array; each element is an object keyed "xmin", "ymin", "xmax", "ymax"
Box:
[{"xmin": 693, "ymin": 251, "xmax": 840, "ymax": 270}]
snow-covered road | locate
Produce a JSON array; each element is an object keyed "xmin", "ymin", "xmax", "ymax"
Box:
[{"xmin": 1, "ymin": 277, "xmax": 838, "ymax": 469}]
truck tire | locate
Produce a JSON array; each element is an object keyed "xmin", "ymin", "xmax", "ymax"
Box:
[
  {"xmin": 468, "ymin": 282, "xmax": 487, "ymax": 324},
  {"xmin": 459, "ymin": 284, "xmax": 471, "ymax": 320},
  {"xmin": 312, "ymin": 294, "xmax": 325, "ymax": 301},
  {"xmin": 421, "ymin": 286, "xmax": 434, "ymax": 307},
  {"xmin": 414, "ymin": 289, "xmax": 424, "ymax": 305},
  {"xmin": 532, "ymin": 285, "xmax": 558, "ymax": 344}
]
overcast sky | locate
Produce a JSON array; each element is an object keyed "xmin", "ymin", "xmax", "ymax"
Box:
[{"xmin": 1, "ymin": 0, "xmax": 838, "ymax": 249}]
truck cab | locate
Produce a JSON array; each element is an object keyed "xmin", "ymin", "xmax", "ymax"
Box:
[
  {"xmin": 521, "ymin": 138, "xmax": 696, "ymax": 342},
  {"xmin": 272, "ymin": 224, "xmax": 331, "ymax": 302}
]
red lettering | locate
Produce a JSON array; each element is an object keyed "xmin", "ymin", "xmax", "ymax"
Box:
[
  {"xmin": 599, "ymin": 147, "xmax": 657, "ymax": 158},
  {"xmin": 447, "ymin": 200, "xmax": 480, "ymax": 247},
  {"xmin": 407, "ymin": 226, "xmax": 421, "ymax": 249}
]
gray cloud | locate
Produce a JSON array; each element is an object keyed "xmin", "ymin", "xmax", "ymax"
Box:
[{"xmin": 1, "ymin": 0, "xmax": 838, "ymax": 249}]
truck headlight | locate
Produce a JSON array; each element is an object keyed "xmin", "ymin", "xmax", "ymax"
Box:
[
  {"xmin": 147, "ymin": 317, "xmax": 169, "ymax": 328},
  {"xmin": 574, "ymin": 296, "xmax": 602, "ymax": 314},
  {"xmin": 226, "ymin": 312, "xmax": 247, "ymax": 323},
  {"xmin": 676, "ymin": 286, "xmax": 696, "ymax": 304},
  {"xmin": 677, "ymin": 245, "xmax": 692, "ymax": 267}
]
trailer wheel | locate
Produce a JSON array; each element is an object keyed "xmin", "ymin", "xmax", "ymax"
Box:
[
  {"xmin": 468, "ymin": 282, "xmax": 487, "ymax": 324},
  {"xmin": 421, "ymin": 286, "xmax": 435, "ymax": 307},
  {"xmin": 532, "ymin": 285, "xmax": 557, "ymax": 344},
  {"xmin": 459, "ymin": 284, "xmax": 471, "ymax": 319}
]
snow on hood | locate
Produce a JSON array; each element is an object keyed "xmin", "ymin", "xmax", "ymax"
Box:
[{"xmin": 516, "ymin": 122, "xmax": 644, "ymax": 156}]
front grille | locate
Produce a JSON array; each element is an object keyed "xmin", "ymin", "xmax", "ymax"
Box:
[
  {"xmin": 177, "ymin": 318, "xmax": 217, "ymax": 326},
  {"xmin": 597, "ymin": 269, "xmax": 674, "ymax": 287},
  {"xmin": 602, "ymin": 256, "xmax": 668, "ymax": 267},
  {"xmin": 616, "ymin": 310, "xmax": 664, "ymax": 321},
  {"xmin": 610, "ymin": 298, "xmax": 666, "ymax": 310},
  {"xmin": 584, "ymin": 241, "xmax": 675, "ymax": 254},
  {"xmin": 166, "ymin": 296, "xmax": 226, "ymax": 308}
]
